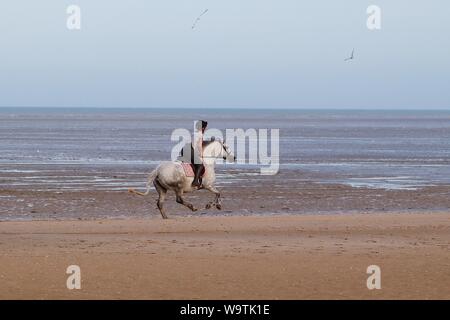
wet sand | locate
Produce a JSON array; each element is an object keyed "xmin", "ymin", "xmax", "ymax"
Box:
[
  {"xmin": 1, "ymin": 213, "xmax": 449, "ymax": 299},
  {"xmin": 2, "ymin": 165, "xmax": 450, "ymax": 220}
]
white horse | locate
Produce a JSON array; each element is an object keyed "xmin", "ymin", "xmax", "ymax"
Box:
[{"xmin": 129, "ymin": 140, "xmax": 236, "ymax": 219}]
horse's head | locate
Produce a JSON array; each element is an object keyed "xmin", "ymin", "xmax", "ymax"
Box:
[
  {"xmin": 220, "ymin": 141, "xmax": 236, "ymax": 162},
  {"xmin": 203, "ymin": 139, "xmax": 236, "ymax": 163}
]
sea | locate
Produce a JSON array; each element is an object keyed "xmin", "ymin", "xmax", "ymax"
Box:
[{"xmin": 1, "ymin": 108, "xmax": 450, "ymax": 192}]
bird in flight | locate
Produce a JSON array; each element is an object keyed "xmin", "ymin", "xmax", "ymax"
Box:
[
  {"xmin": 344, "ymin": 48, "xmax": 355, "ymax": 61},
  {"xmin": 192, "ymin": 9, "xmax": 209, "ymax": 29}
]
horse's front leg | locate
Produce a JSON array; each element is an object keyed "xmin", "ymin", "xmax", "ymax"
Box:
[{"xmin": 204, "ymin": 185, "xmax": 221, "ymax": 210}]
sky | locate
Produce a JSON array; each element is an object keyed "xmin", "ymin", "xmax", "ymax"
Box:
[{"xmin": 0, "ymin": 0, "xmax": 449, "ymax": 109}]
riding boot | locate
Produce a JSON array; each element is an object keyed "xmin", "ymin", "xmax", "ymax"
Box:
[{"xmin": 192, "ymin": 164, "xmax": 203, "ymax": 187}]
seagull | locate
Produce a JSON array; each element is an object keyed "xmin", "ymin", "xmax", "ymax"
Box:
[
  {"xmin": 344, "ymin": 48, "xmax": 355, "ymax": 61},
  {"xmin": 192, "ymin": 9, "xmax": 209, "ymax": 29}
]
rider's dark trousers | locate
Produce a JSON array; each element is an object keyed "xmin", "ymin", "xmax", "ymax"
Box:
[{"xmin": 190, "ymin": 145, "xmax": 203, "ymax": 185}]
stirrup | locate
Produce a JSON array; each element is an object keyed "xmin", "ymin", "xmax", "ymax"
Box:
[{"xmin": 192, "ymin": 179, "xmax": 203, "ymax": 188}]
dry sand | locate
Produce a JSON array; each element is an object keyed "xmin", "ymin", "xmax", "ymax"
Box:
[{"xmin": 0, "ymin": 213, "xmax": 449, "ymax": 300}]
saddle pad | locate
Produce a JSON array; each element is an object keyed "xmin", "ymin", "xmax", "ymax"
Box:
[{"xmin": 181, "ymin": 163, "xmax": 195, "ymax": 177}]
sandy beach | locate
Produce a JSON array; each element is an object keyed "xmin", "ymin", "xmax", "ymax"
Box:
[{"xmin": 1, "ymin": 213, "xmax": 449, "ymax": 300}]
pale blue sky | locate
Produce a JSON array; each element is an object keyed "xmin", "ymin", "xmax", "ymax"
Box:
[{"xmin": 0, "ymin": 0, "xmax": 449, "ymax": 109}]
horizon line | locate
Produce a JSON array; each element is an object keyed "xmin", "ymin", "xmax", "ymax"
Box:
[{"xmin": 1, "ymin": 106, "xmax": 450, "ymax": 111}]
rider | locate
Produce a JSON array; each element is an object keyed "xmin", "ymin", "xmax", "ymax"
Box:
[{"xmin": 192, "ymin": 120, "xmax": 208, "ymax": 187}]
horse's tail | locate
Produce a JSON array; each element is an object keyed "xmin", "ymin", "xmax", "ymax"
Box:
[{"xmin": 128, "ymin": 168, "xmax": 158, "ymax": 196}]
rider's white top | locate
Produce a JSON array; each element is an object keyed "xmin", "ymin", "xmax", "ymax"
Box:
[{"xmin": 193, "ymin": 130, "xmax": 203, "ymax": 157}]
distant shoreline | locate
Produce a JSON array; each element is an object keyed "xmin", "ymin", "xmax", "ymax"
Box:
[{"xmin": 1, "ymin": 106, "xmax": 450, "ymax": 112}]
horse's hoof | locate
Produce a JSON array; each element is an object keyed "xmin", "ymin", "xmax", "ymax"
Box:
[
  {"xmin": 205, "ymin": 203, "xmax": 212, "ymax": 209},
  {"xmin": 192, "ymin": 207, "xmax": 198, "ymax": 212},
  {"xmin": 216, "ymin": 204, "xmax": 222, "ymax": 210}
]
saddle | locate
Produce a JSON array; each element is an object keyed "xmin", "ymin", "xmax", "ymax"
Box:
[
  {"xmin": 181, "ymin": 162, "xmax": 205, "ymax": 178},
  {"xmin": 178, "ymin": 144, "xmax": 206, "ymax": 179}
]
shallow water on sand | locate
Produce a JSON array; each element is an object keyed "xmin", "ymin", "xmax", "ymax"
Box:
[{"xmin": 1, "ymin": 108, "xmax": 450, "ymax": 220}]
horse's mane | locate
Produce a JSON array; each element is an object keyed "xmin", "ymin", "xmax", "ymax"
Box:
[
  {"xmin": 202, "ymin": 138, "xmax": 222, "ymax": 148},
  {"xmin": 202, "ymin": 140, "xmax": 216, "ymax": 148}
]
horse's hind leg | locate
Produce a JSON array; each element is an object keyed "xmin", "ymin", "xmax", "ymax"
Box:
[
  {"xmin": 153, "ymin": 180, "xmax": 168, "ymax": 219},
  {"xmin": 175, "ymin": 190, "xmax": 198, "ymax": 212}
]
